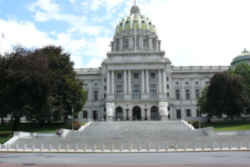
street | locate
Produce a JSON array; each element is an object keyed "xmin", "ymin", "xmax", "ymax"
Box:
[{"xmin": 0, "ymin": 152, "xmax": 250, "ymax": 166}]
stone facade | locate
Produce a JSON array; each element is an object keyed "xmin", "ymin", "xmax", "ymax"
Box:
[{"xmin": 76, "ymin": 5, "xmax": 229, "ymax": 122}]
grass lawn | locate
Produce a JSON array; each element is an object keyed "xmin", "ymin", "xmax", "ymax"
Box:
[
  {"xmin": 203, "ymin": 121, "xmax": 250, "ymax": 131},
  {"xmin": 0, "ymin": 122, "xmax": 79, "ymax": 144}
]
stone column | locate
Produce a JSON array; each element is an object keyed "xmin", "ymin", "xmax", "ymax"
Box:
[
  {"xmin": 111, "ymin": 71, "xmax": 115, "ymax": 95},
  {"xmin": 158, "ymin": 69, "xmax": 162, "ymax": 94},
  {"xmin": 146, "ymin": 70, "xmax": 149, "ymax": 94},
  {"xmin": 123, "ymin": 110, "xmax": 126, "ymax": 121},
  {"xmin": 159, "ymin": 102, "xmax": 169, "ymax": 120},
  {"xmin": 156, "ymin": 40, "xmax": 159, "ymax": 51},
  {"xmin": 141, "ymin": 108, "xmax": 145, "ymax": 120},
  {"xmin": 88, "ymin": 110, "xmax": 93, "ymax": 121},
  {"xmin": 128, "ymin": 70, "xmax": 132, "ymax": 95},
  {"xmin": 106, "ymin": 103, "xmax": 115, "ymax": 121},
  {"xmin": 129, "ymin": 37, "xmax": 133, "ymax": 50},
  {"xmin": 147, "ymin": 109, "xmax": 151, "ymax": 120},
  {"xmin": 129, "ymin": 109, "xmax": 133, "ymax": 121},
  {"xmin": 163, "ymin": 70, "xmax": 167, "ymax": 94},
  {"xmin": 149, "ymin": 38, "xmax": 153, "ymax": 50},
  {"xmin": 107, "ymin": 71, "xmax": 110, "ymax": 94},
  {"xmin": 141, "ymin": 70, "xmax": 145, "ymax": 94},
  {"xmin": 124, "ymin": 71, "xmax": 127, "ymax": 95},
  {"xmin": 158, "ymin": 41, "xmax": 161, "ymax": 51},
  {"xmin": 140, "ymin": 37, "xmax": 143, "ymax": 49},
  {"xmin": 120, "ymin": 39, "xmax": 123, "ymax": 51}
]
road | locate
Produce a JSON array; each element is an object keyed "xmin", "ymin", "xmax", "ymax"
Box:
[{"xmin": 0, "ymin": 152, "xmax": 250, "ymax": 167}]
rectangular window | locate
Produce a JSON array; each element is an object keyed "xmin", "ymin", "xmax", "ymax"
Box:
[
  {"xmin": 132, "ymin": 84, "xmax": 141, "ymax": 99},
  {"xmin": 133, "ymin": 72, "xmax": 139, "ymax": 79},
  {"xmin": 116, "ymin": 85, "xmax": 123, "ymax": 95},
  {"xmin": 186, "ymin": 89, "xmax": 190, "ymax": 100},
  {"xmin": 177, "ymin": 109, "xmax": 181, "ymax": 119},
  {"xmin": 195, "ymin": 89, "xmax": 200, "ymax": 98},
  {"xmin": 150, "ymin": 84, "xmax": 157, "ymax": 97},
  {"xmin": 94, "ymin": 91, "xmax": 98, "ymax": 101},
  {"xmin": 117, "ymin": 72, "xmax": 122, "ymax": 80},
  {"xmin": 150, "ymin": 72, "xmax": 156, "ymax": 79},
  {"xmin": 176, "ymin": 89, "xmax": 180, "ymax": 100},
  {"xmin": 186, "ymin": 109, "xmax": 191, "ymax": 117}
]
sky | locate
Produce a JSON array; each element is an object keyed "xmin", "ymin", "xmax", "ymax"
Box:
[{"xmin": 0, "ymin": 0, "xmax": 250, "ymax": 68}]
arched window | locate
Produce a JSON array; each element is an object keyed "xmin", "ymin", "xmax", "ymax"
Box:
[
  {"xmin": 123, "ymin": 37, "xmax": 129, "ymax": 49},
  {"xmin": 151, "ymin": 106, "xmax": 160, "ymax": 120},
  {"xmin": 83, "ymin": 111, "xmax": 88, "ymax": 119},
  {"xmin": 143, "ymin": 37, "xmax": 149, "ymax": 49},
  {"xmin": 153, "ymin": 38, "xmax": 156, "ymax": 49},
  {"xmin": 115, "ymin": 107, "xmax": 123, "ymax": 121},
  {"xmin": 116, "ymin": 39, "xmax": 120, "ymax": 51}
]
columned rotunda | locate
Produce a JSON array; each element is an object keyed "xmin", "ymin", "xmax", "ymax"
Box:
[{"xmin": 76, "ymin": 4, "xmax": 228, "ymax": 121}]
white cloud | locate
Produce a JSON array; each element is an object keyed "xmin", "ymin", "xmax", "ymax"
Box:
[
  {"xmin": 69, "ymin": 0, "xmax": 76, "ymax": 4},
  {"xmin": 0, "ymin": 19, "xmax": 54, "ymax": 54},
  {"xmin": 138, "ymin": 0, "xmax": 250, "ymax": 66},
  {"xmin": 84, "ymin": 58, "xmax": 103, "ymax": 68},
  {"xmin": 0, "ymin": 19, "xmax": 88, "ymax": 68},
  {"xmin": 83, "ymin": 0, "xmax": 125, "ymax": 11},
  {"xmin": 29, "ymin": 0, "xmax": 60, "ymax": 19},
  {"xmin": 29, "ymin": 0, "xmax": 102, "ymax": 36},
  {"xmin": 4, "ymin": 0, "xmax": 250, "ymax": 69}
]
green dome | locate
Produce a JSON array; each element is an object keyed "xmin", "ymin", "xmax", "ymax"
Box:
[
  {"xmin": 231, "ymin": 49, "xmax": 250, "ymax": 66},
  {"xmin": 115, "ymin": 5, "xmax": 156, "ymax": 35}
]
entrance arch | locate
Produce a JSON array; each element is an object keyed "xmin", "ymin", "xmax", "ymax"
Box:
[
  {"xmin": 83, "ymin": 111, "xmax": 88, "ymax": 120},
  {"xmin": 115, "ymin": 107, "xmax": 124, "ymax": 121},
  {"xmin": 132, "ymin": 106, "xmax": 142, "ymax": 121},
  {"xmin": 93, "ymin": 111, "xmax": 98, "ymax": 121},
  {"xmin": 151, "ymin": 106, "xmax": 160, "ymax": 120}
]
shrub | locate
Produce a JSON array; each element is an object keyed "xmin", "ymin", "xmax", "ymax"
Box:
[
  {"xmin": 188, "ymin": 120, "xmax": 201, "ymax": 129},
  {"xmin": 72, "ymin": 121, "xmax": 81, "ymax": 130}
]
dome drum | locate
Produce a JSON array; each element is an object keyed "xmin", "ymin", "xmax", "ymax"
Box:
[{"xmin": 110, "ymin": 5, "xmax": 162, "ymax": 53}]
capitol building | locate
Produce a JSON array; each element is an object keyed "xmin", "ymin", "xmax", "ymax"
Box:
[{"xmin": 75, "ymin": 4, "xmax": 244, "ymax": 122}]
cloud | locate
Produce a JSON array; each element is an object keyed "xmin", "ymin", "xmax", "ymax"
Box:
[
  {"xmin": 84, "ymin": 58, "xmax": 103, "ymax": 68},
  {"xmin": 0, "ymin": 19, "xmax": 54, "ymax": 54},
  {"xmin": 29, "ymin": 0, "xmax": 60, "ymax": 22},
  {"xmin": 138, "ymin": 0, "xmax": 250, "ymax": 66},
  {"xmin": 3, "ymin": 0, "xmax": 250, "ymax": 69},
  {"xmin": 69, "ymin": 0, "xmax": 76, "ymax": 4},
  {"xmin": 82, "ymin": 0, "xmax": 126, "ymax": 11},
  {"xmin": 0, "ymin": 19, "xmax": 89, "ymax": 68}
]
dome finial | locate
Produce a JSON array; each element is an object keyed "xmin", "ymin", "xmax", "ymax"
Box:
[{"xmin": 130, "ymin": 1, "xmax": 140, "ymax": 15}]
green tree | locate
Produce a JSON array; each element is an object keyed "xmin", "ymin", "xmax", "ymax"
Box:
[
  {"xmin": 0, "ymin": 55, "xmax": 10, "ymax": 125},
  {"xmin": 34, "ymin": 46, "xmax": 86, "ymax": 121},
  {"xmin": 199, "ymin": 72, "xmax": 247, "ymax": 121},
  {"xmin": 230, "ymin": 63, "xmax": 250, "ymax": 114},
  {"xmin": 0, "ymin": 46, "xmax": 86, "ymax": 128},
  {"xmin": 197, "ymin": 86, "xmax": 208, "ymax": 118},
  {"xmin": 0, "ymin": 48, "xmax": 49, "ymax": 130}
]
